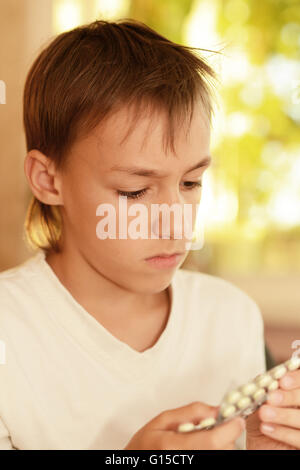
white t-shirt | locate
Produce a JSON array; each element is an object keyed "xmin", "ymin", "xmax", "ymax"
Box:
[{"xmin": 0, "ymin": 250, "xmax": 266, "ymax": 450}]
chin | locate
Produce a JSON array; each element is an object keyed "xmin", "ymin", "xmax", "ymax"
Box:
[{"xmin": 142, "ymin": 271, "xmax": 175, "ymax": 292}]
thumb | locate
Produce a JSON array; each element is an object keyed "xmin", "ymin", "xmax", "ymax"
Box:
[{"xmin": 147, "ymin": 401, "xmax": 219, "ymax": 432}]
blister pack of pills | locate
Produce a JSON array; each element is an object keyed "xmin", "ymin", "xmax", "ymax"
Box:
[{"xmin": 177, "ymin": 354, "xmax": 300, "ymax": 433}]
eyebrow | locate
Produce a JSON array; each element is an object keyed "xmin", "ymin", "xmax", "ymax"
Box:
[{"xmin": 110, "ymin": 155, "xmax": 212, "ymax": 178}]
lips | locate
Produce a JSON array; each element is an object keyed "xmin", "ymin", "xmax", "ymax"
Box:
[
  {"xmin": 145, "ymin": 252, "xmax": 185, "ymax": 269},
  {"xmin": 146, "ymin": 252, "xmax": 184, "ymax": 259}
]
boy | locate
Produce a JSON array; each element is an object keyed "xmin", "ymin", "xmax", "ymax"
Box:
[{"xmin": 0, "ymin": 18, "xmax": 299, "ymax": 450}]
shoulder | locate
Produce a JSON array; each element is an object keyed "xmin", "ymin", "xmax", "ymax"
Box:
[
  {"xmin": 0, "ymin": 251, "xmax": 43, "ymax": 282},
  {"xmin": 0, "ymin": 252, "xmax": 44, "ymax": 322},
  {"xmin": 174, "ymin": 267, "xmax": 263, "ymax": 330},
  {"xmin": 0, "ymin": 252, "xmax": 41, "ymax": 279}
]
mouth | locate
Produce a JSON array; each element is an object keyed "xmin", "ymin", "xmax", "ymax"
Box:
[
  {"xmin": 144, "ymin": 252, "xmax": 185, "ymax": 269},
  {"xmin": 145, "ymin": 252, "xmax": 185, "ymax": 259}
]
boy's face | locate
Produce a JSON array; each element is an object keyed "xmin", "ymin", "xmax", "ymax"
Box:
[{"xmin": 58, "ymin": 100, "xmax": 211, "ymax": 293}]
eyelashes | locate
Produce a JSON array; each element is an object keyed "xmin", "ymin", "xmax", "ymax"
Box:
[
  {"xmin": 117, "ymin": 188, "xmax": 148, "ymax": 200},
  {"xmin": 117, "ymin": 181, "xmax": 202, "ymax": 200}
]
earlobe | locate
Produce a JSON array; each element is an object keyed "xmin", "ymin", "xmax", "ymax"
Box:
[{"xmin": 24, "ymin": 149, "xmax": 63, "ymax": 206}]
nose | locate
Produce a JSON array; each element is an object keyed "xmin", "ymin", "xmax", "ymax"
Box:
[{"xmin": 150, "ymin": 190, "xmax": 195, "ymax": 241}]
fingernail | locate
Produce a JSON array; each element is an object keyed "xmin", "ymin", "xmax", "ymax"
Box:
[
  {"xmin": 261, "ymin": 423, "xmax": 274, "ymax": 433},
  {"xmin": 281, "ymin": 375, "xmax": 294, "ymax": 388},
  {"xmin": 268, "ymin": 391, "xmax": 283, "ymax": 405}
]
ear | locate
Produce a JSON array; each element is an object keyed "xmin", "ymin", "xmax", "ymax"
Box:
[{"xmin": 24, "ymin": 149, "xmax": 63, "ymax": 205}]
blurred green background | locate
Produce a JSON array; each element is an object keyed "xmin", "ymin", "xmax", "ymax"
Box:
[{"xmin": 52, "ymin": 0, "xmax": 300, "ymax": 277}]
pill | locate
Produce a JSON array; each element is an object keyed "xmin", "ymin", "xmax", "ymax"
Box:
[
  {"xmin": 220, "ymin": 404, "xmax": 237, "ymax": 418},
  {"xmin": 252, "ymin": 388, "xmax": 267, "ymax": 402},
  {"xmin": 270, "ymin": 365, "xmax": 287, "ymax": 380},
  {"xmin": 177, "ymin": 422, "xmax": 195, "ymax": 433},
  {"xmin": 224, "ymin": 390, "xmax": 242, "ymax": 404},
  {"xmin": 237, "ymin": 396, "xmax": 252, "ymax": 409},
  {"xmin": 240, "ymin": 382, "xmax": 257, "ymax": 396},
  {"xmin": 285, "ymin": 356, "xmax": 300, "ymax": 371},
  {"xmin": 194, "ymin": 417, "xmax": 217, "ymax": 430},
  {"xmin": 267, "ymin": 380, "xmax": 279, "ymax": 391},
  {"xmin": 255, "ymin": 373, "xmax": 272, "ymax": 388}
]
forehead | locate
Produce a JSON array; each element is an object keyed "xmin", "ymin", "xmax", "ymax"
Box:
[{"xmin": 77, "ymin": 101, "xmax": 211, "ymax": 172}]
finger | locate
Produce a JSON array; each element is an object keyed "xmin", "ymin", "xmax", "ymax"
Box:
[
  {"xmin": 267, "ymin": 388, "xmax": 300, "ymax": 408},
  {"xmin": 151, "ymin": 401, "xmax": 218, "ymax": 431},
  {"xmin": 169, "ymin": 417, "xmax": 245, "ymax": 450},
  {"xmin": 204, "ymin": 417, "xmax": 245, "ymax": 448},
  {"xmin": 260, "ymin": 422, "xmax": 299, "ymax": 449},
  {"xmin": 259, "ymin": 405, "xmax": 300, "ymax": 429},
  {"xmin": 189, "ymin": 417, "xmax": 245, "ymax": 450},
  {"xmin": 279, "ymin": 370, "xmax": 300, "ymax": 390}
]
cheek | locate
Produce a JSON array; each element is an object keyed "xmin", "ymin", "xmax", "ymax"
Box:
[
  {"xmin": 64, "ymin": 177, "xmax": 112, "ymax": 228},
  {"xmin": 90, "ymin": 239, "xmax": 148, "ymax": 268},
  {"xmin": 190, "ymin": 190, "xmax": 202, "ymax": 216},
  {"xmin": 181, "ymin": 196, "xmax": 200, "ymax": 228}
]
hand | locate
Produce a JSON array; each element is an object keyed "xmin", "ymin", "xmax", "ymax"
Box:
[
  {"xmin": 246, "ymin": 408, "xmax": 296, "ymax": 450},
  {"xmin": 247, "ymin": 369, "xmax": 300, "ymax": 449},
  {"xmin": 124, "ymin": 401, "xmax": 246, "ymax": 450}
]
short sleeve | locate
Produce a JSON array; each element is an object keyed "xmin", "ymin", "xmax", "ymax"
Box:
[
  {"xmin": 0, "ymin": 415, "xmax": 16, "ymax": 450},
  {"xmin": 234, "ymin": 299, "xmax": 266, "ymax": 450}
]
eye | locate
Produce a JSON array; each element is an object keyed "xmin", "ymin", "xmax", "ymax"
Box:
[
  {"xmin": 182, "ymin": 181, "xmax": 202, "ymax": 189},
  {"xmin": 116, "ymin": 181, "xmax": 202, "ymax": 200},
  {"xmin": 117, "ymin": 188, "xmax": 148, "ymax": 200}
]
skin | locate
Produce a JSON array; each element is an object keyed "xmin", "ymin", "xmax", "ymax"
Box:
[
  {"xmin": 246, "ymin": 368, "xmax": 300, "ymax": 449},
  {"xmin": 24, "ymin": 100, "xmax": 211, "ymax": 351}
]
